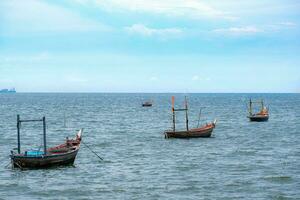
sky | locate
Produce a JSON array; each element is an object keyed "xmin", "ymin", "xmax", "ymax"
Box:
[{"xmin": 0, "ymin": 0, "xmax": 300, "ymax": 93}]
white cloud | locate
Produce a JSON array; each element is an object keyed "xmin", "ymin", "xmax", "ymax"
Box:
[
  {"xmin": 192, "ymin": 75, "xmax": 200, "ymax": 81},
  {"xmin": 278, "ymin": 21, "xmax": 297, "ymax": 27},
  {"xmin": 213, "ymin": 26, "xmax": 262, "ymax": 36},
  {"xmin": 91, "ymin": 0, "xmax": 235, "ymax": 20},
  {"xmin": 72, "ymin": 0, "xmax": 90, "ymax": 5},
  {"xmin": 127, "ymin": 22, "xmax": 297, "ymax": 38},
  {"xmin": 192, "ymin": 75, "xmax": 211, "ymax": 81},
  {"xmin": 1, "ymin": 0, "xmax": 109, "ymax": 34},
  {"xmin": 65, "ymin": 75, "xmax": 88, "ymax": 83},
  {"xmin": 0, "ymin": 52, "xmax": 51, "ymax": 63},
  {"xmin": 0, "ymin": 79, "xmax": 13, "ymax": 84},
  {"xmin": 125, "ymin": 24, "xmax": 182, "ymax": 37},
  {"xmin": 268, "ymin": 21, "xmax": 297, "ymax": 31},
  {"xmin": 213, "ymin": 21, "xmax": 297, "ymax": 36},
  {"xmin": 149, "ymin": 76, "xmax": 158, "ymax": 81}
]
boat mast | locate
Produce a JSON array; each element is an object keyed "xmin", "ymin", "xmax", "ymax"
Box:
[
  {"xmin": 172, "ymin": 96, "xmax": 175, "ymax": 132},
  {"xmin": 185, "ymin": 96, "xmax": 189, "ymax": 131},
  {"xmin": 249, "ymin": 98, "xmax": 252, "ymax": 115},
  {"xmin": 17, "ymin": 115, "xmax": 21, "ymax": 154},
  {"xmin": 63, "ymin": 112, "xmax": 66, "ymax": 128},
  {"xmin": 261, "ymin": 99, "xmax": 264, "ymax": 110},
  {"xmin": 197, "ymin": 108, "xmax": 202, "ymax": 128},
  {"xmin": 43, "ymin": 116, "xmax": 47, "ymax": 155}
]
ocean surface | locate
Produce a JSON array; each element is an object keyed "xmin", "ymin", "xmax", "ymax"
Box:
[{"xmin": 0, "ymin": 93, "xmax": 299, "ymax": 200}]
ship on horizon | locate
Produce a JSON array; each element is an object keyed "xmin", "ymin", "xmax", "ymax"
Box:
[{"xmin": 0, "ymin": 88, "xmax": 16, "ymax": 93}]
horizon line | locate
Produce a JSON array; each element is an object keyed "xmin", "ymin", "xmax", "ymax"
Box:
[{"xmin": 3, "ymin": 92, "xmax": 299, "ymax": 94}]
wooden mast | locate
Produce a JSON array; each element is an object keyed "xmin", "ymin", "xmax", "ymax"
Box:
[
  {"xmin": 185, "ymin": 96, "xmax": 189, "ymax": 131},
  {"xmin": 172, "ymin": 96, "xmax": 175, "ymax": 132},
  {"xmin": 17, "ymin": 115, "xmax": 21, "ymax": 154},
  {"xmin": 170, "ymin": 96, "xmax": 190, "ymax": 132},
  {"xmin": 249, "ymin": 98, "xmax": 252, "ymax": 115},
  {"xmin": 43, "ymin": 116, "xmax": 47, "ymax": 155}
]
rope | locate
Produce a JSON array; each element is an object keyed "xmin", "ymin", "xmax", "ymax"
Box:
[
  {"xmin": 13, "ymin": 161, "xmax": 23, "ymax": 170},
  {"xmin": 81, "ymin": 141, "xmax": 103, "ymax": 161},
  {"xmin": 4, "ymin": 161, "xmax": 11, "ymax": 169}
]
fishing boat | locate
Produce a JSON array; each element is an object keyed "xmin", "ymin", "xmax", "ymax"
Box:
[
  {"xmin": 10, "ymin": 115, "xmax": 82, "ymax": 169},
  {"xmin": 164, "ymin": 96, "xmax": 217, "ymax": 139},
  {"xmin": 247, "ymin": 99, "xmax": 269, "ymax": 122},
  {"xmin": 142, "ymin": 101, "xmax": 153, "ymax": 107}
]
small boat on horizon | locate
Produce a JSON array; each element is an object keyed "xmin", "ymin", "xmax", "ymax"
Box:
[
  {"xmin": 247, "ymin": 99, "xmax": 269, "ymax": 122},
  {"xmin": 142, "ymin": 101, "xmax": 153, "ymax": 107},
  {"xmin": 10, "ymin": 115, "xmax": 82, "ymax": 169},
  {"xmin": 164, "ymin": 96, "xmax": 217, "ymax": 139}
]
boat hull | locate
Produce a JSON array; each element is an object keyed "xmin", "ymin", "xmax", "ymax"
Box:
[
  {"xmin": 11, "ymin": 129, "xmax": 82, "ymax": 169},
  {"xmin": 142, "ymin": 103, "xmax": 152, "ymax": 107},
  {"xmin": 142, "ymin": 105, "xmax": 152, "ymax": 107},
  {"xmin": 11, "ymin": 149, "xmax": 79, "ymax": 169},
  {"xmin": 248, "ymin": 115, "xmax": 269, "ymax": 122},
  {"xmin": 165, "ymin": 123, "xmax": 215, "ymax": 139}
]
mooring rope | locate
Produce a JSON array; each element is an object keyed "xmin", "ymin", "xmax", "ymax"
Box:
[{"xmin": 81, "ymin": 141, "xmax": 103, "ymax": 161}]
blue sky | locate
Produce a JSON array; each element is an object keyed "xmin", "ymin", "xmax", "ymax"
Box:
[{"xmin": 0, "ymin": 0, "xmax": 300, "ymax": 92}]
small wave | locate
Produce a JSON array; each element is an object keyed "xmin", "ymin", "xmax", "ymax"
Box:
[
  {"xmin": 263, "ymin": 175, "xmax": 292, "ymax": 182},
  {"xmin": 235, "ymin": 149, "xmax": 256, "ymax": 156}
]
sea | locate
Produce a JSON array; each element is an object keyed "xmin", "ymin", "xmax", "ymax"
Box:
[{"xmin": 0, "ymin": 93, "xmax": 299, "ymax": 200}]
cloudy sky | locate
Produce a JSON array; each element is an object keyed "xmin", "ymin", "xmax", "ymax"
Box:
[{"xmin": 0, "ymin": 0, "xmax": 299, "ymax": 92}]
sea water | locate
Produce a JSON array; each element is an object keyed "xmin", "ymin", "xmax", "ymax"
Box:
[{"xmin": 0, "ymin": 93, "xmax": 299, "ymax": 199}]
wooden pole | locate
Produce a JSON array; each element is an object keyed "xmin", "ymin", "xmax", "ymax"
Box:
[
  {"xmin": 17, "ymin": 115, "xmax": 20, "ymax": 154},
  {"xmin": 249, "ymin": 98, "xmax": 252, "ymax": 115},
  {"xmin": 185, "ymin": 96, "xmax": 189, "ymax": 131},
  {"xmin": 43, "ymin": 116, "xmax": 47, "ymax": 155},
  {"xmin": 172, "ymin": 96, "xmax": 175, "ymax": 132},
  {"xmin": 63, "ymin": 112, "xmax": 66, "ymax": 128},
  {"xmin": 197, "ymin": 108, "xmax": 202, "ymax": 128}
]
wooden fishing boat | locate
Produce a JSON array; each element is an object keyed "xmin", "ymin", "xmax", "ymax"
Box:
[
  {"xmin": 142, "ymin": 101, "xmax": 153, "ymax": 107},
  {"xmin": 165, "ymin": 120, "xmax": 217, "ymax": 138},
  {"xmin": 247, "ymin": 99, "xmax": 269, "ymax": 122},
  {"xmin": 164, "ymin": 96, "xmax": 217, "ymax": 139},
  {"xmin": 10, "ymin": 115, "xmax": 83, "ymax": 169}
]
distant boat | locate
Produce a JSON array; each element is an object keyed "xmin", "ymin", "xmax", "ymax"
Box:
[
  {"xmin": 0, "ymin": 88, "xmax": 16, "ymax": 93},
  {"xmin": 10, "ymin": 115, "xmax": 82, "ymax": 169},
  {"xmin": 164, "ymin": 96, "xmax": 217, "ymax": 139},
  {"xmin": 247, "ymin": 99, "xmax": 269, "ymax": 122},
  {"xmin": 142, "ymin": 101, "xmax": 153, "ymax": 107}
]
